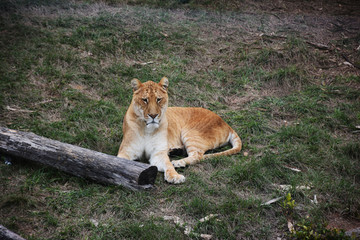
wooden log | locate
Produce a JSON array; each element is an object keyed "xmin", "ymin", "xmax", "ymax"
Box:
[
  {"xmin": 0, "ymin": 225, "xmax": 26, "ymax": 240},
  {"xmin": 0, "ymin": 127, "xmax": 157, "ymax": 190}
]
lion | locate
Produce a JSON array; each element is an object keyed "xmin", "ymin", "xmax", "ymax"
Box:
[{"xmin": 117, "ymin": 77, "xmax": 242, "ymax": 184}]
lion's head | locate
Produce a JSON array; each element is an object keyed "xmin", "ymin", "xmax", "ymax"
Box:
[{"xmin": 130, "ymin": 77, "xmax": 169, "ymax": 130}]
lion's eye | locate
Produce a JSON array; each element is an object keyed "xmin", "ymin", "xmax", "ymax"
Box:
[
  {"xmin": 157, "ymin": 98, "xmax": 162, "ymax": 103},
  {"xmin": 142, "ymin": 98, "xmax": 148, "ymax": 104}
]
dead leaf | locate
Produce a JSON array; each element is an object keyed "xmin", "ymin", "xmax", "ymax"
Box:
[
  {"xmin": 164, "ymin": 215, "xmax": 215, "ymax": 237},
  {"xmin": 163, "ymin": 216, "xmax": 184, "ymax": 226},
  {"xmin": 133, "ymin": 61, "xmax": 154, "ymax": 66},
  {"xmin": 283, "ymin": 120, "xmax": 288, "ymax": 127},
  {"xmin": 184, "ymin": 225, "xmax": 193, "ymax": 236},
  {"xmin": 343, "ymin": 61, "xmax": 354, "ymax": 67},
  {"xmin": 199, "ymin": 214, "xmax": 219, "ymax": 223},
  {"xmin": 261, "ymin": 196, "xmax": 283, "ymax": 206},
  {"xmin": 310, "ymin": 195, "xmax": 318, "ymax": 204},
  {"xmin": 283, "ymin": 165, "xmax": 301, "ymax": 172},
  {"xmin": 273, "ymin": 184, "xmax": 311, "ymax": 191},
  {"xmin": 164, "ymin": 216, "xmax": 192, "ymax": 236},
  {"xmin": 288, "ymin": 220, "xmax": 295, "ymax": 233}
]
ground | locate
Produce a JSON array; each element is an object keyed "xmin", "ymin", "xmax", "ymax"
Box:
[{"xmin": 0, "ymin": 0, "xmax": 359, "ymax": 239}]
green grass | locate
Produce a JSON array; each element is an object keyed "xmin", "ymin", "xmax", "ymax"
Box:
[{"xmin": 1, "ymin": 0, "xmax": 360, "ymax": 239}]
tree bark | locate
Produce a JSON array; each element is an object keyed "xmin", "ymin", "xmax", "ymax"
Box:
[
  {"xmin": 0, "ymin": 225, "xmax": 26, "ymax": 240},
  {"xmin": 0, "ymin": 127, "xmax": 157, "ymax": 190}
]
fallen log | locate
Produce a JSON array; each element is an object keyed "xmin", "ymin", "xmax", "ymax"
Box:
[
  {"xmin": 0, "ymin": 225, "xmax": 26, "ymax": 240},
  {"xmin": 0, "ymin": 127, "xmax": 157, "ymax": 190}
]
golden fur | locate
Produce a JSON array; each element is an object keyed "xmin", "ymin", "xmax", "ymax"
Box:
[{"xmin": 117, "ymin": 77, "xmax": 242, "ymax": 183}]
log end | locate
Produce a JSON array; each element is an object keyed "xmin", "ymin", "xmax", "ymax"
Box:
[
  {"xmin": 0, "ymin": 225, "xmax": 26, "ymax": 240},
  {"xmin": 138, "ymin": 166, "xmax": 158, "ymax": 185}
]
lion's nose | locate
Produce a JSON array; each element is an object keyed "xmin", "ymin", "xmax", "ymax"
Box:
[{"xmin": 148, "ymin": 114, "xmax": 158, "ymax": 119}]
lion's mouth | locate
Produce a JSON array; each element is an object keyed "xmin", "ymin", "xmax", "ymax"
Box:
[{"xmin": 146, "ymin": 120, "xmax": 160, "ymax": 126}]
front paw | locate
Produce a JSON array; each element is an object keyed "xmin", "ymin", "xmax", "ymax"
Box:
[
  {"xmin": 172, "ymin": 159, "xmax": 186, "ymax": 168},
  {"xmin": 165, "ymin": 170, "xmax": 186, "ymax": 184}
]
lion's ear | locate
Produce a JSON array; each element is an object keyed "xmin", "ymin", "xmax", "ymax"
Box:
[
  {"xmin": 159, "ymin": 77, "xmax": 169, "ymax": 91},
  {"xmin": 131, "ymin": 78, "xmax": 141, "ymax": 91}
]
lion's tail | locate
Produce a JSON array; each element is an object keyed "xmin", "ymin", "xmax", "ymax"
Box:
[{"xmin": 203, "ymin": 130, "xmax": 242, "ymax": 159}]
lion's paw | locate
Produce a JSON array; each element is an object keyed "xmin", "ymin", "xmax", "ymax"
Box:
[
  {"xmin": 165, "ymin": 170, "xmax": 186, "ymax": 184},
  {"xmin": 171, "ymin": 160, "xmax": 186, "ymax": 168}
]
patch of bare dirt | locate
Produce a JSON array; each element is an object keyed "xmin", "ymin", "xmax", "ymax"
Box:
[
  {"xmin": 224, "ymin": 85, "xmax": 290, "ymax": 110},
  {"xmin": 225, "ymin": 90, "xmax": 261, "ymax": 110},
  {"xmin": 69, "ymin": 83, "xmax": 101, "ymax": 101},
  {"xmin": 194, "ymin": 0, "xmax": 360, "ymax": 16},
  {"xmin": 252, "ymin": 0, "xmax": 360, "ymax": 16},
  {"xmin": 327, "ymin": 213, "xmax": 360, "ymax": 231}
]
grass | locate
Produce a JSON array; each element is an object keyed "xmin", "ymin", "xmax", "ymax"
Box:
[{"xmin": 1, "ymin": 0, "xmax": 360, "ymax": 239}]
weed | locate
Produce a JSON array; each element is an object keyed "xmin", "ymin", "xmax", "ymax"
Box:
[
  {"xmin": 282, "ymin": 193, "xmax": 296, "ymax": 215},
  {"xmin": 290, "ymin": 218, "xmax": 352, "ymax": 240}
]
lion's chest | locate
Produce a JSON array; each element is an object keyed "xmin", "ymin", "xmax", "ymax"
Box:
[{"xmin": 129, "ymin": 131, "xmax": 168, "ymax": 160}]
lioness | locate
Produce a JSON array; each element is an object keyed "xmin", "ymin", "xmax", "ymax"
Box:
[{"xmin": 117, "ymin": 77, "xmax": 242, "ymax": 184}]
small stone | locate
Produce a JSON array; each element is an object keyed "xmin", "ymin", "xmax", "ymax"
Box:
[
  {"xmin": 345, "ymin": 227, "xmax": 360, "ymax": 238},
  {"xmin": 201, "ymin": 234, "xmax": 212, "ymax": 240},
  {"xmin": 90, "ymin": 219, "xmax": 99, "ymax": 227}
]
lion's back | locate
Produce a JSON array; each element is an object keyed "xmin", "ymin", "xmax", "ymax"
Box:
[{"xmin": 166, "ymin": 107, "xmax": 233, "ymax": 150}]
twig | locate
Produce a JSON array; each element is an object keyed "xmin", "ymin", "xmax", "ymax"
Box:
[
  {"xmin": 260, "ymin": 34, "xmax": 331, "ymax": 50},
  {"xmin": 305, "ymin": 41, "xmax": 330, "ymax": 50},
  {"xmin": 342, "ymin": 54, "xmax": 360, "ymax": 70},
  {"xmin": 6, "ymin": 106, "xmax": 35, "ymax": 113}
]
